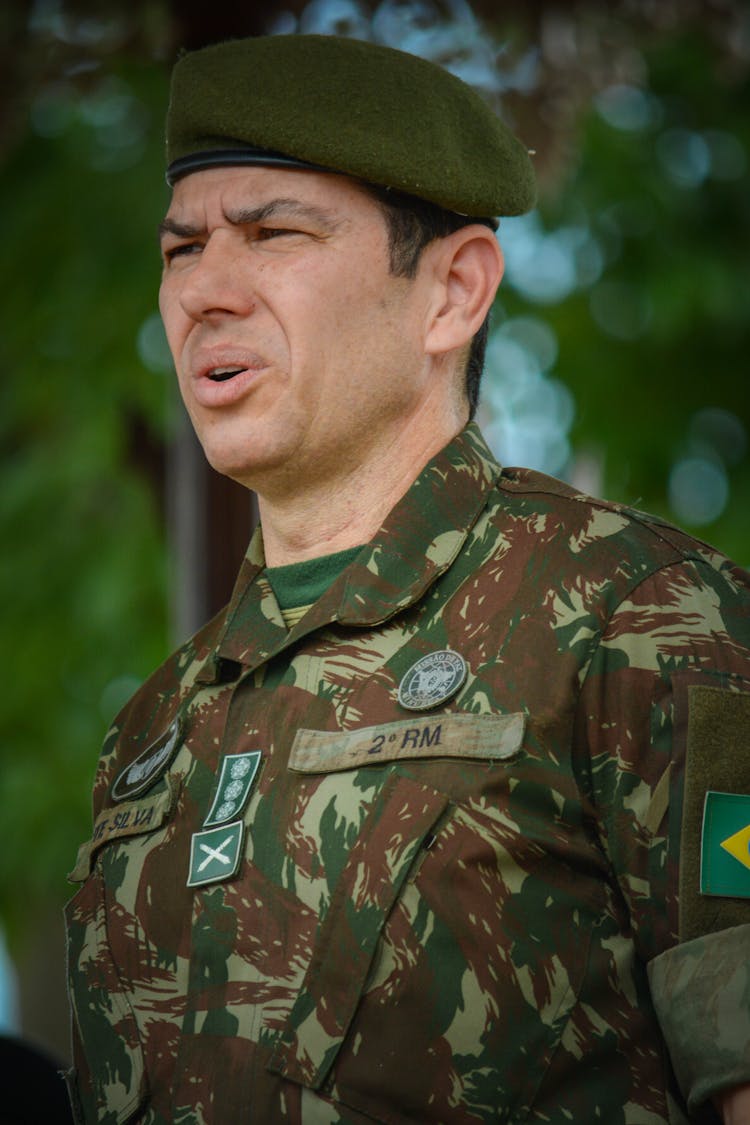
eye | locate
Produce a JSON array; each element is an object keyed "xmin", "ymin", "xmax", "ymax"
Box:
[
  {"xmin": 162, "ymin": 241, "xmax": 201, "ymax": 264},
  {"xmin": 255, "ymin": 226, "xmax": 305, "ymax": 242}
]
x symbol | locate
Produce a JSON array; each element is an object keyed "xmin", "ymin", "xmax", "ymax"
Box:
[{"xmin": 197, "ymin": 835, "xmax": 234, "ymax": 872}]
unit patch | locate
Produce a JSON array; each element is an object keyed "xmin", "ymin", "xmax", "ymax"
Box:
[
  {"xmin": 111, "ymin": 717, "xmax": 182, "ymax": 803},
  {"xmin": 398, "ymin": 650, "xmax": 467, "ymax": 711},
  {"xmin": 204, "ymin": 751, "xmax": 261, "ymax": 828},
  {"xmin": 187, "ymin": 821, "xmax": 245, "ymax": 888},
  {"xmin": 700, "ymin": 790, "xmax": 750, "ymax": 898}
]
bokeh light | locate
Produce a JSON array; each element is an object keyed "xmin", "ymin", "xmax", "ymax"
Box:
[
  {"xmin": 656, "ymin": 128, "xmax": 712, "ymax": 188},
  {"xmin": 137, "ymin": 313, "xmax": 173, "ymax": 375},
  {"xmin": 482, "ymin": 317, "xmax": 575, "ymax": 475},
  {"xmin": 594, "ymin": 84, "xmax": 661, "ymax": 132},
  {"xmin": 668, "ymin": 457, "xmax": 729, "ymax": 525}
]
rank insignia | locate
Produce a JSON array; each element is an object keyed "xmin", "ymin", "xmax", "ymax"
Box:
[
  {"xmin": 700, "ymin": 790, "xmax": 750, "ymax": 898},
  {"xmin": 111, "ymin": 717, "xmax": 183, "ymax": 803},
  {"xmin": 187, "ymin": 821, "xmax": 245, "ymax": 888},
  {"xmin": 398, "ymin": 650, "xmax": 467, "ymax": 711},
  {"xmin": 204, "ymin": 751, "xmax": 262, "ymax": 828}
]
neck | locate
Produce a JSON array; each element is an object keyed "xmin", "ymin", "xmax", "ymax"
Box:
[{"xmin": 258, "ymin": 413, "xmax": 466, "ymax": 567}]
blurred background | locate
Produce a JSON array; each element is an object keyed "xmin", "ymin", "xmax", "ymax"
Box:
[{"xmin": 1, "ymin": 0, "xmax": 749, "ymax": 1073}]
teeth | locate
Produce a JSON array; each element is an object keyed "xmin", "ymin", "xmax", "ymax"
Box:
[{"xmin": 209, "ymin": 366, "xmax": 245, "ymax": 382}]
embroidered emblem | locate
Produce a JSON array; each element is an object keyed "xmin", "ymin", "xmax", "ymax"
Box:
[
  {"xmin": 398, "ymin": 651, "xmax": 467, "ymax": 711},
  {"xmin": 700, "ymin": 791, "xmax": 750, "ymax": 898},
  {"xmin": 187, "ymin": 821, "xmax": 245, "ymax": 888},
  {"xmin": 111, "ymin": 717, "xmax": 182, "ymax": 803},
  {"xmin": 204, "ymin": 751, "xmax": 262, "ymax": 828}
]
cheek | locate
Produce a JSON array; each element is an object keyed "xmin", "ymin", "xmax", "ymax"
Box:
[
  {"xmin": 158, "ymin": 286, "xmax": 187, "ymax": 357},
  {"xmin": 303, "ymin": 283, "xmax": 382, "ymax": 355},
  {"xmin": 157, "ymin": 285, "xmax": 173, "ymax": 334}
]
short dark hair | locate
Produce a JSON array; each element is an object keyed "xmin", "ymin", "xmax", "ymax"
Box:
[{"xmin": 360, "ymin": 182, "xmax": 494, "ymax": 419}]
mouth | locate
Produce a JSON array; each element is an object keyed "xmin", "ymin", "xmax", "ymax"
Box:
[
  {"xmin": 208, "ymin": 366, "xmax": 248, "ymax": 383},
  {"xmin": 189, "ymin": 354, "xmax": 268, "ymax": 409}
]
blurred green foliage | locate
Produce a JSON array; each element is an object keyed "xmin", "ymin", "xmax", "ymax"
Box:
[
  {"xmin": 0, "ymin": 20, "xmax": 748, "ymax": 946},
  {"xmin": 535, "ymin": 32, "xmax": 750, "ymax": 562},
  {"xmin": 0, "ymin": 62, "xmax": 173, "ymax": 940}
]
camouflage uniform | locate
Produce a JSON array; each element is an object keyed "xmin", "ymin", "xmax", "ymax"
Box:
[{"xmin": 66, "ymin": 424, "xmax": 750, "ymax": 1124}]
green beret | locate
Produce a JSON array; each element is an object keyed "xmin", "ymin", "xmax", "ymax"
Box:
[{"xmin": 165, "ymin": 35, "xmax": 536, "ymax": 219}]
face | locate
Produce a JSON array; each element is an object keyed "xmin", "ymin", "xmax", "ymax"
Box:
[{"xmin": 158, "ymin": 165, "xmax": 441, "ymax": 496}]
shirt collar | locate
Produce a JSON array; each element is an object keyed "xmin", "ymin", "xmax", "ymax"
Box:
[{"xmin": 202, "ymin": 423, "xmax": 502, "ymax": 678}]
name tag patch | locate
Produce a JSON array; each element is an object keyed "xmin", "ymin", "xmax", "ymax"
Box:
[
  {"xmin": 188, "ymin": 821, "xmax": 245, "ymax": 888},
  {"xmin": 289, "ymin": 712, "xmax": 525, "ymax": 774},
  {"xmin": 204, "ymin": 751, "xmax": 261, "ymax": 828},
  {"xmin": 68, "ymin": 783, "xmax": 174, "ymax": 882},
  {"xmin": 700, "ymin": 790, "xmax": 750, "ymax": 898}
]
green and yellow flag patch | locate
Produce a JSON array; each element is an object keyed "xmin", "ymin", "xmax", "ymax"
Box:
[{"xmin": 700, "ymin": 791, "xmax": 750, "ymax": 898}]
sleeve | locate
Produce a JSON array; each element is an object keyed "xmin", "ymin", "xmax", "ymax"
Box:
[{"xmin": 573, "ymin": 553, "xmax": 750, "ymax": 1117}]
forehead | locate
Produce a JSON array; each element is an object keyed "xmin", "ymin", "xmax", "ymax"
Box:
[{"xmin": 164, "ymin": 163, "xmax": 385, "ymax": 226}]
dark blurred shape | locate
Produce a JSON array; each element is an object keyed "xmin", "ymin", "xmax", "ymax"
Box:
[{"xmin": 0, "ymin": 1035, "xmax": 73, "ymax": 1125}]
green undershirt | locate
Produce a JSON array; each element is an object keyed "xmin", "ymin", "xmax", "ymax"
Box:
[{"xmin": 265, "ymin": 545, "xmax": 363, "ymax": 626}]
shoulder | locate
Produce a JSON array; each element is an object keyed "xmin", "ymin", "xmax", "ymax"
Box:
[
  {"xmin": 493, "ymin": 465, "xmax": 749, "ymax": 593},
  {"xmin": 457, "ymin": 466, "xmax": 750, "ymax": 656}
]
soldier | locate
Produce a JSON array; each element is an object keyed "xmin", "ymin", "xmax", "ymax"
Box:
[{"xmin": 65, "ymin": 34, "xmax": 750, "ymax": 1125}]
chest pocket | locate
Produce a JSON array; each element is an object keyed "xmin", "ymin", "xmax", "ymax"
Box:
[
  {"xmin": 65, "ymin": 865, "xmax": 149, "ymax": 1124},
  {"xmin": 268, "ymin": 712, "xmax": 526, "ymax": 1094},
  {"xmin": 268, "ymin": 770, "xmax": 448, "ymax": 1089},
  {"xmin": 65, "ymin": 780, "xmax": 176, "ymax": 1123}
]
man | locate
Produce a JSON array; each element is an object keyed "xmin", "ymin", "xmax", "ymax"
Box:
[{"xmin": 65, "ymin": 33, "xmax": 750, "ymax": 1125}]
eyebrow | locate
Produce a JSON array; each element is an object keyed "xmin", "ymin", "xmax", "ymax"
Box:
[{"xmin": 157, "ymin": 198, "xmax": 342, "ymax": 242}]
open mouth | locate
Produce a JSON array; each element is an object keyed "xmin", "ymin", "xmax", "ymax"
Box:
[{"xmin": 209, "ymin": 366, "xmax": 247, "ymax": 383}]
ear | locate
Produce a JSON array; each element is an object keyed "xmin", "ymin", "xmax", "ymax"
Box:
[{"xmin": 423, "ymin": 226, "xmax": 504, "ymax": 358}]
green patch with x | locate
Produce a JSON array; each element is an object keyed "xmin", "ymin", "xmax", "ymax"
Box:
[{"xmin": 187, "ymin": 821, "xmax": 245, "ymax": 888}]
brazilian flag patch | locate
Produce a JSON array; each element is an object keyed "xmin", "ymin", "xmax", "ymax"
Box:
[{"xmin": 700, "ymin": 791, "xmax": 750, "ymax": 898}]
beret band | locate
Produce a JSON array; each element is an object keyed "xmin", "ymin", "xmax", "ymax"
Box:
[
  {"xmin": 166, "ymin": 35, "xmax": 536, "ymax": 218},
  {"xmin": 167, "ymin": 146, "xmax": 333, "ymax": 186}
]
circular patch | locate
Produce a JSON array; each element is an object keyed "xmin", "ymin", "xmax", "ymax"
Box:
[
  {"xmin": 398, "ymin": 651, "xmax": 468, "ymax": 711},
  {"xmin": 111, "ymin": 717, "xmax": 182, "ymax": 803}
]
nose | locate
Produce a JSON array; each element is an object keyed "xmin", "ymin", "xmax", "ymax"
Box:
[{"xmin": 178, "ymin": 231, "xmax": 255, "ymax": 322}]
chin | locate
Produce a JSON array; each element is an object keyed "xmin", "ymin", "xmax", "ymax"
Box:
[
  {"xmin": 204, "ymin": 439, "xmax": 291, "ymax": 492},
  {"xmin": 197, "ymin": 425, "xmax": 301, "ymax": 492},
  {"xmin": 205, "ymin": 452, "xmax": 256, "ymax": 486}
]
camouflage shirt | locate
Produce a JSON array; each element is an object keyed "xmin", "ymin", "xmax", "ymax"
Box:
[{"xmin": 66, "ymin": 423, "xmax": 750, "ymax": 1125}]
